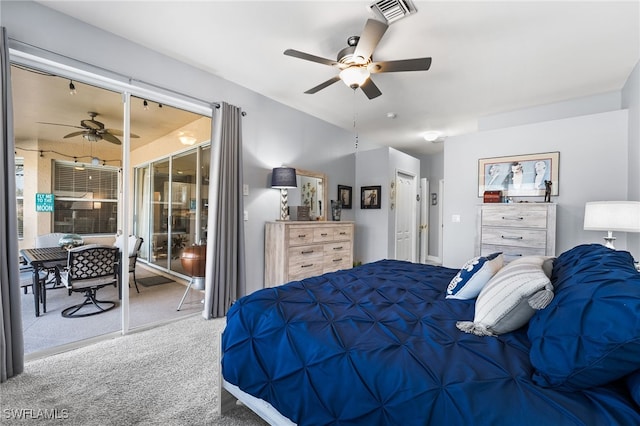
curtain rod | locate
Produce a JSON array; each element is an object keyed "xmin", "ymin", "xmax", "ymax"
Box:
[{"xmin": 8, "ymin": 37, "xmax": 231, "ymax": 111}]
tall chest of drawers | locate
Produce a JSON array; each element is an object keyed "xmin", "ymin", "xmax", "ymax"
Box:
[
  {"xmin": 264, "ymin": 221, "xmax": 354, "ymax": 288},
  {"xmin": 476, "ymin": 203, "xmax": 556, "ymax": 262}
]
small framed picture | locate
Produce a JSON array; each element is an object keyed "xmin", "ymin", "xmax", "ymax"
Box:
[
  {"xmin": 361, "ymin": 185, "xmax": 381, "ymax": 209},
  {"xmin": 337, "ymin": 185, "xmax": 352, "ymax": 209}
]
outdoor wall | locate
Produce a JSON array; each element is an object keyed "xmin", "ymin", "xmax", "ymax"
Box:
[{"xmin": 2, "ymin": 1, "xmax": 357, "ymax": 296}]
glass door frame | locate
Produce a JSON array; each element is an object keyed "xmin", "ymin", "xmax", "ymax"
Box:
[{"xmin": 10, "ymin": 47, "xmax": 213, "ymax": 336}]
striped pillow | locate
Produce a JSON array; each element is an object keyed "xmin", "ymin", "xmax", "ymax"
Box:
[{"xmin": 456, "ymin": 256, "xmax": 554, "ymax": 336}]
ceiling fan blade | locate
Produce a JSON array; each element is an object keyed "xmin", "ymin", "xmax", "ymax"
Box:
[
  {"xmin": 370, "ymin": 58, "xmax": 432, "ymax": 73},
  {"xmin": 63, "ymin": 131, "xmax": 86, "ymax": 139},
  {"xmin": 353, "ymin": 19, "xmax": 388, "ymax": 62},
  {"xmin": 284, "ymin": 49, "xmax": 338, "ymax": 67},
  {"xmin": 360, "ymin": 78, "xmax": 382, "ymax": 100},
  {"xmin": 101, "ymin": 132, "xmax": 122, "ymax": 145},
  {"xmin": 106, "ymin": 129, "xmax": 140, "ymax": 138},
  {"xmin": 304, "ymin": 76, "xmax": 341, "ymax": 94},
  {"xmin": 38, "ymin": 122, "xmax": 84, "ymax": 130}
]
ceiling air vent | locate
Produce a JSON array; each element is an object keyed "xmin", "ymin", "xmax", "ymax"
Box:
[{"xmin": 369, "ymin": 0, "xmax": 417, "ymax": 24}]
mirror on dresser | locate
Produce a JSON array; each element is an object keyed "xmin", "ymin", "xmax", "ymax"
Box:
[{"xmin": 288, "ymin": 168, "xmax": 328, "ymax": 221}]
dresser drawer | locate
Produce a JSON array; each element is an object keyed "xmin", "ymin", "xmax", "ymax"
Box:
[
  {"xmin": 333, "ymin": 226, "xmax": 352, "ymax": 241},
  {"xmin": 481, "ymin": 205, "xmax": 548, "ymax": 228},
  {"xmin": 288, "ymin": 244, "xmax": 323, "ymax": 280},
  {"xmin": 323, "ymin": 257, "xmax": 352, "ymax": 274},
  {"xmin": 481, "ymin": 227, "xmax": 547, "ymax": 248},
  {"xmin": 313, "ymin": 227, "xmax": 335, "ymax": 242},
  {"xmin": 288, "ymin": 227, "xmax": 315, "ymax": 246},
  {"xmin": 480, "ymin": 244, "xmax": 547, "ymax": 261}
]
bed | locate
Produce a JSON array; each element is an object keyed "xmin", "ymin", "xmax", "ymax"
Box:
[{"xmin": 221, "ymin": 244, "xmax": 640, "ymax": 425}]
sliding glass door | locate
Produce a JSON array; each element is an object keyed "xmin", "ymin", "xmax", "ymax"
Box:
[{"xmin": 135, "ymin": 145, "xmax": 210, "ymax": 277}]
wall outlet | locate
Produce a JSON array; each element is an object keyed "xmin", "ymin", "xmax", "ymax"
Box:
[
  {"xmin": 243, "ymin": 184, "xmax": 249, "ymax": 196},
  {"xmin": 244, "ymin": 210, "xmax": 248, "ymax": 221}
]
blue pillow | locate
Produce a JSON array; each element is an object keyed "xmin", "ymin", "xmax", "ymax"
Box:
[
  {"xmin": 627, "ymin": 370, "xmax": 640, "ymax": 407},
  {"xmin": 528, "ymin": 244, "xmax": 640, "ymax": 391},
  {"xmin": 446, "ymin": 252, "xmax": 503, "ymax": 299}
]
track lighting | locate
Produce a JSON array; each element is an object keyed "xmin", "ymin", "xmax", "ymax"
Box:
[
  {"xmin": 143, "ymin": 99, "xmax": 149, "ymax": 110},
  {"xmin": 69, "ymin": 80, "xmax": 77, "ymax": 95}
]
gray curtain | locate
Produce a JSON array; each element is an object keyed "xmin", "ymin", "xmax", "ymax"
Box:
[
  {"xmin": 203, "ymin": 102, "xmax": 246, "ymax": 318},
  {"xmin": 0, "ymin": 26, "xmax": 24, "ymax": 382}
]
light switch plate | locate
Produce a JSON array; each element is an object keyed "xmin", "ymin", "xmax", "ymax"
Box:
[
  {"xmin": 244, "ymin": 210, "xmax": 248, "ymax": 221},
  {"xmin": 243, "ymin": 184, "xmax": 249, "ymax": 196}
]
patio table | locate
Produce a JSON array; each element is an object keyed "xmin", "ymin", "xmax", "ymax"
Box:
[{"xmin": 20, "ymin": 247, "xmax": 68, "ymax": 317}]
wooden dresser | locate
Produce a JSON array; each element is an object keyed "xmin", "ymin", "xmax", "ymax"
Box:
[
  {"xmin": 476, "ymin": 203, "xmax": 556, "ymax": 262},
  {"xmin": 265, "ymin": 221, "xmax": 354, "ymax": 287}
]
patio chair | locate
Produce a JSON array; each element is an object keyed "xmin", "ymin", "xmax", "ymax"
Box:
[
  {"xmin": 114, "ymin": 235, "xmax": 144, "ymax": 293},
  {"xmin": 57, "ymin": 245, "xmax": 120, "ymax": 318}
]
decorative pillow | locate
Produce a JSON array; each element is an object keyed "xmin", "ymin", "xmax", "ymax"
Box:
[
  {"xmin": 456, "ymin": 255, "xmax": 554, "ymax": 336},
  {"xmin": 627, "ymin": 370, "xmax": 640, "ymax": 407},
  {"xmin": 528, "ymin": 244, "xmax": 640, "ymax": 391},
  {"xmin": 446, "ymin": 252, "xmax": 503, "ymax": 299}
]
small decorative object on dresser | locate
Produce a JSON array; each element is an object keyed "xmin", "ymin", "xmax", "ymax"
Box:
[
  {"xmin": 264, "ymin": 221, "xmax": 354, "ymax": 287},
  {"xmin": 331, "ymin": 200, "xmax": 342, "ymax": 221},
  {"xmin": 483, "ymin": 190, "xmax": 502, "ymax": 203},
  {"xmin": 477, "ymin": 203, "xmax": 556, "ymax": 263}
]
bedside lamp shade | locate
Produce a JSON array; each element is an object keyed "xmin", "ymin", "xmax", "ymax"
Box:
[
  {"xmin": 271, "ymin": 167, "xmax": 297, "ymax": 220},
  {"xmin": 584, "ymin": 201, "xmax": 640, "ymax": 249}
]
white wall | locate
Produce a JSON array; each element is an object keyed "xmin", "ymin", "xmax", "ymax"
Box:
[
  {"xmin": 355, "ymin": 147, "xmax": 420, "ymax": 263},
  {"xmin": 443, "ymin": 109, "xmax": 629, "ymax": 268},
  {"xmin": 2, "ymin": 1, "xmax": 357, "ymax": 296},
  {"xmin": 622, "ymin": 61, "xmax": 640, "ymax": 256}
]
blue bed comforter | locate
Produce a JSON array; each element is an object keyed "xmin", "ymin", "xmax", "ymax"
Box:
[{"xmin": 221, "ymin": 259, "xmax": 639, "ymax": 425}]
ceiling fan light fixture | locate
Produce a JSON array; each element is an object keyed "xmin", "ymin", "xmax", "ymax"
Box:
[
  {"xmin": 340, "ymin": 66, "xmax": 370, "ymax": 89},
  {"xmin": 83, "ymin": 132, "xmax": 101, "ymax": 142}
]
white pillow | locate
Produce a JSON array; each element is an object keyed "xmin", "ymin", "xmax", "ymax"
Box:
[
  {"xmin": 456, "ymin": 256, "xmax": 554, "ymax": 336},
  {"xmin": 446, "ymin": 253, "xmax": 503, "ymax": 300}
]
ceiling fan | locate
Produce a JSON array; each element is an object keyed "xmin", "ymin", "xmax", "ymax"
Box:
[
  {"xmin": 284, "ymin": 18, "xmax": 432, "ymax": 99},
  {"xmin": 38, "ymin": 111, "xmax": 139, "ymax": 145}
]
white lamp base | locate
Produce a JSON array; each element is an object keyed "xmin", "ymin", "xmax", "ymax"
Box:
[{"xmin": 603, "ymin": 231, "xmax": 616, "ymax": 249}]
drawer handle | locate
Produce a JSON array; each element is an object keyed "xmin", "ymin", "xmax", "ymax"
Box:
[
  {"xmin": 301, "ymin": 250, "xmax": 315, "ymax": 254},
  {"xmin": 297, "ymin": 234, "xmax": 307, "ymax": 238},
  {"xmin": 333, "ymin": 258, "xmax": 343, "ymax": 262},
  {"xmin": 320, "ymin": 233, "xmax": 328, "ymax": 237},
  {"xmin": 505, "ymin": 253, "xmax": 523, "ymax": 258},
  {"xmin": 333, "ymin": 246, "xmax": 343, "ymax": 250},
  {"xmin": 502, "ymin": 216, "xmax": 524, "ymax": 221},
  {"xmin": 338, "ymin": 232, "xmax": 347, "ymax": 235},
  {"xmin": 501, "ymin": 235, "xmax": 524, "ymax": 240},
  {"xmin": 301, "ymin": 264, "xmax": 314, "ymax": 268}
]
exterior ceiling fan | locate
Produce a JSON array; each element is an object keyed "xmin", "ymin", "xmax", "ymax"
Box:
[
  {"xmin": 38, "ymin": 111, "xmax": 139, "ymax": 145},
  {"xmin": 284, "ymin": 18, "xmax": 432, "ymax": 99}
]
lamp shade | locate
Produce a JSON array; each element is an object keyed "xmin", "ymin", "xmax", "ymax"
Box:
[
  {"xmin": 584, "ymin": 201, "xmax": 640, "ymax": 232},
  {"xmin": 271, "ymin": 167, "xmax": 297, "ymax": 189}
]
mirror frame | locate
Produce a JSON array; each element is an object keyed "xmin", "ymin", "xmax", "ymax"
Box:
[{"xmin": 295, "ymin": 168, "xmax": 328, "ymax": 221}]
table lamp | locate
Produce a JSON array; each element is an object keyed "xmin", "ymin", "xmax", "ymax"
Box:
[
  {"xmin": 271, "ymin": 167, "xmax": 297, "ymax": 220},
  {"xmin": 583, "ymin": 201, "xmax": 640, "ymax": 249}
]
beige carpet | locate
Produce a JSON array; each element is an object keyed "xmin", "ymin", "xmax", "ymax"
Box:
[{"xmin": 1, "ymin": 315, "xmax": 267, "ymax": 425}]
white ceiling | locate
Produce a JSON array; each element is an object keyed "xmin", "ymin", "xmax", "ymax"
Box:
[{"xmin": 29, "ymin": 1, "xmax": 640, "ymax": 155}]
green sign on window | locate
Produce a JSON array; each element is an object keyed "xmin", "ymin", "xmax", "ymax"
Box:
[{"xmin": 35, "ymin": 193, "xmax": 55, "ymax": 212}]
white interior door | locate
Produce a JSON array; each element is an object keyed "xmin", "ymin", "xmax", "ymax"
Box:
[
  {"xmin": 395, "ymin": 171, "xmax": 417, "ymax": 262},
  {"xmin": 419, "ymin": 178, "xmax": 429, "ymax": 263}
]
